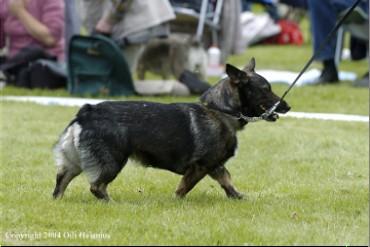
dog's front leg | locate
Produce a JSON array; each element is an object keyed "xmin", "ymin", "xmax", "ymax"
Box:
[
  {"xmin": 175, "ymin": 165, "xmax": 208, "ymax": 198},
  {"xmin": 209, "ymin": 166, "xmax": 244, "ymax": 199}
]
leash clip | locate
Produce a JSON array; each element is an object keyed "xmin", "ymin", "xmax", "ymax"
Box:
[
  {"xmin": 261, "ymin": 101, "xmax": 281, "ymax": 120},
  {"xmin": 238, "ymin": 101, "xmax": 281, "ymax": 122},
  {"xmin": 237, "ymin": 113, "xmax": 263, "ymax": 122}
]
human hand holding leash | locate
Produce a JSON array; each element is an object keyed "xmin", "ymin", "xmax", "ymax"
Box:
[{"xmin": 94, "ymin": 0, "xmax": 133, "ymax": 36}]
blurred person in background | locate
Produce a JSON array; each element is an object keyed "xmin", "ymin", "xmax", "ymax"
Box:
[
  {"xmin": 307, "ymin": 0, "xmax": 368, "ymax": 85},
  {"xmin": 0, "ymin": 0, "xmax": 67, "ymax": 89},
  {"xmin": 0, "ymin": 0, "xmax": 65, "ymax": 61},
  {"xmin": 82, "ymin": 0, "xmax": 210, "ymax": 95}
]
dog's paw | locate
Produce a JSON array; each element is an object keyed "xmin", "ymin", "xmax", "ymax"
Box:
[
  {"xmin": 174, "ymin": 193, "xmax": 186, "ymax": 199},
  {"xmin": 228, "ymin": 192, "xmax": 245, "ymax": 200}
]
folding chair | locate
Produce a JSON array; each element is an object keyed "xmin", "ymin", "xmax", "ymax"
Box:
[
  {"xmin": 169, "ymin": 0, "xmax": 241, "ymax": 62},
  {"xmin": 335, "ymin": 7, "xmax": 368, "ymax": 66}
]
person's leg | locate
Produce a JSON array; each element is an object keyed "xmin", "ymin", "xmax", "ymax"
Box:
[
  {"xmin": 308, "ymin": 0, "xmax": 339, "ymax": 83},
  {"xmin": 134, "ymin": 79, "xmax": 190, "ymax": 96},
  {"xmin": 81, "ymin": 0, "xmax": 110, "ymax": 33}
]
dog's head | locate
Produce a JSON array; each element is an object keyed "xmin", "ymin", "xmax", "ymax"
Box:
[{"xmin": 201, "ymin": 58, "xmax": 290, "ymax": 122}]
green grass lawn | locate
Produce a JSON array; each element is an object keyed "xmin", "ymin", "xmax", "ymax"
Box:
[
  {"xmin": 1, "ymin": 100, "xmax": 368, "ymax": 245},
  {"xmin": 1, "ymin": 24, "xmax": 369, "ymax": 245}
]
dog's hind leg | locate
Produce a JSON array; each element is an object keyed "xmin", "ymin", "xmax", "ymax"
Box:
[
  {"xmin": 175, "ymin": 165, "xmax": 208, "ymax": 198},
  {"xmin": 82, "ymin": 149, "xmax": 128, "ymax": 201},
  {"xmin": 90, "ymin": 184, "xmax": 108, "ymax": 201},
  {"xmin": 88, "ymin": 163, "xmax": 126, "ymax": 202},
  {"xmin": 81, "ymin": 126, "xmax": 130, "ymax": 202},
  {"xmin": 53, "ymin": 123, "xmax": 82, "ymax": 199},
  {"xmin": 209, "ymin": 166, "xmax": 243, "ymax": 199},
  {"xmin": 53, "ymin": 166, "xmax": 82, "ymax": 199}
]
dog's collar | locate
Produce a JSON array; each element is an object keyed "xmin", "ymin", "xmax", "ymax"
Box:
[
  {"xmin": 237, "ymin": 113, "xmax": 265, "ymax": 122},
  {"xmin": 201, "ymin": 101, "xmax": 279, "ymax": 123},
  {"xmin": 201, "ymin": 102, "xmax": 263, "ymax": 123}
]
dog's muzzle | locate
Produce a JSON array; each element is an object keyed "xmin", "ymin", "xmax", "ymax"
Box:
[{"xmin": 260, "ymin": 101, "xmax": 290, "ymax": 122}]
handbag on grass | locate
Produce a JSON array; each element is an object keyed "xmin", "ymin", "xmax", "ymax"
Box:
[{"xmin": 67, "ymin": 34, "xmax": 135, "ymax": 96}]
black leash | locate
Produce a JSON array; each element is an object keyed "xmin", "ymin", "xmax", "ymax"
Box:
[{"xmin": 262, "ymin": 0, "xmax": 363, "ymax": 120}]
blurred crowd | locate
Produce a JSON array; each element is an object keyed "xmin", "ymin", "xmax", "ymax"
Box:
[{"xmin": 0, "ymin": 0, "xmax": 368, "ymax": 93}]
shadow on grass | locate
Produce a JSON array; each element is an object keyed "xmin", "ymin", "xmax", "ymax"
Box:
[{"xmin": 53, "ymin": 190, "xmax": 251, "ymax": 207}]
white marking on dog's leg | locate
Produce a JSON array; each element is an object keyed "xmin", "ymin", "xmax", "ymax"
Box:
[
  {"xmin": 53, "ymin": 123, "xmax": 83, "ymax": 198},
  {"xmin": 73, "ymin": 122, "xmax": 82, "ymax": 149},
  {"xmin": 54, "ymin": 123, "xmax": 82, "ymax": 173}
]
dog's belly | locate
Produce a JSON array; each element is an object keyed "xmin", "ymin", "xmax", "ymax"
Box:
[
  {"xmin": 127, "ymin": 122, "xmax": 237, "ymax": 175},
  {"xmin": 131, "ymin": 150, "xmax": 190, "ymax": 175}
]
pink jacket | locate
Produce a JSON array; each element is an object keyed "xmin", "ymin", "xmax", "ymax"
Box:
[{"xmin": 0, "ymin": 0, "xmax": 65, "ymax": 61}]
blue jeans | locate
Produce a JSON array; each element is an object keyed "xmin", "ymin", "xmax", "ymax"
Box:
[{"xmin": 308, "ymin": 0, "xmax": 369, "ymax": 61}]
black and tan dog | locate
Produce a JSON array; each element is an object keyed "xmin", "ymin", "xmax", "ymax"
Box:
[{"xmin": 52, "ymin": 58, "xmax": 290, "ymax": 201}]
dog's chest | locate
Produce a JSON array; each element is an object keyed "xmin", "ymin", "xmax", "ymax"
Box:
[{"xmin": 188, "ymin": 108, "xmax": 238, "ymax": 167}]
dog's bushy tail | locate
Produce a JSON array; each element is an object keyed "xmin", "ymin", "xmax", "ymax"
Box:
[
  {"xmin": 76, "ymin": 104, "xmax": 94, "ymax": 119},
  {"xmin": 53, "ymin": 104, "xmax": 94, "ymax": 166}
]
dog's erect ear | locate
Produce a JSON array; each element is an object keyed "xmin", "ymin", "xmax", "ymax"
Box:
[
  {"xmin": 243, "ymin": 57, "xmax": 256, "ymax": 72},
  {"xmin": 226, "ymin": 64, "xmax": 247, "ymax": 85}
]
